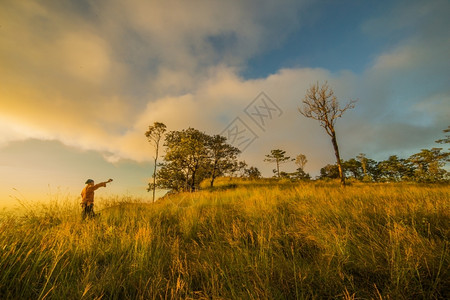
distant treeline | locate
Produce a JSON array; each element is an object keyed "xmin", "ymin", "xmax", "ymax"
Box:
[
  {"xmin": 317, "ymin": 149, "xmax": 449, "ymax": 183},
  {"xmin": 258, "ymin": 148, "xmax": 449, "ymax": 184},
  {"xmin": 319, "ymin": 126, "xmax": 449, "ymax": 183},
  {"xmin": 147, "ymin": 125, "xmax": 448, "ymax": 194}
]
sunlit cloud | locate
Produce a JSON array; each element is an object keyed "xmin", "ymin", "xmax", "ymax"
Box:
[{"xmin": 0, "ymin": 0, "xmax": 448, "ymax": 179}]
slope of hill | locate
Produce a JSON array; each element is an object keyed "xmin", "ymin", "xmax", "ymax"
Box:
[{"xmin": 0, "ymin": 180, "xmax": 448, "ymax": 299}]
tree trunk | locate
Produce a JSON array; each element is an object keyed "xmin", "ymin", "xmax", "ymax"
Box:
[
  {"xmin": 191, "ymin": 162, "xmax": 199, "ymax": 192},
  {"xmin": 185, "ymin": 170, "xmax": 189, "ymax": 192},
  {"xmin": 191, "ymin": 170, "xmax": 196, "ymax": 192},
  {"xmin": 331, "ymin": 133, "xmax": 346, "ymax": 186},
  {"xmin": 152, "ymin": 145, "xmax": 159, "ymax": 202},
  {"xmin": 210, "ymin": 168, "xmax": 216, "ymax": 187},
  {"xmin": 210, "ymin": 160, "xmax": 218, "ymax": 187},
  {"xmin": 276, "ymin": 159, "xmax": 280, "ymax": 178},
  {"xmin": 152, "ymin": 158, "xmax": 157, "ymax": 202}
]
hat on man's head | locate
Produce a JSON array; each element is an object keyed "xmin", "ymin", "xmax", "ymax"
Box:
[{"xmin": 85, "ymin": 179, "xmax": 94, "ymax": 184}]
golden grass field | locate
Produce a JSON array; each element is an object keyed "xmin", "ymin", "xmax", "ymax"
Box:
[{"xmin": 0, "ymin": 179, "xmax": 449, "ymax": 299}]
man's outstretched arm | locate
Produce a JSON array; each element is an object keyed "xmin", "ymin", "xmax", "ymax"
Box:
[{"xmin": 91, "ymin": 179, "xmax": 113, "ymax": 190}]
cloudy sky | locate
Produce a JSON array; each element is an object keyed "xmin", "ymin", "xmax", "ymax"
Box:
[{"xmin": 1, "ymin": 0, "xmax": 449, "ymax": 206}]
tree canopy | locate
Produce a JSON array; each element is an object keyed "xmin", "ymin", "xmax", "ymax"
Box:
[
  {"xmin": 264, "ymin": 149, "xmax": 293, "ymax": 178},
  {"xmin": 155, "ymin": 128, "xmax": 241, "ymax": 193}
]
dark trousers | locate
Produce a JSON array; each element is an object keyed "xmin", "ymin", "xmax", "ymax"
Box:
[{"xmin": 82, "ymin": 203, "xmax": 95, "ymax": 220}]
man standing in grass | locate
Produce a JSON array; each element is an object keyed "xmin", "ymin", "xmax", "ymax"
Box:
[{"xmin": 81, "ymin": 178, "xmax": 113, "ymax": 220}]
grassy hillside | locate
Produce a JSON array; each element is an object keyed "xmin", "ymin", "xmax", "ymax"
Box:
[{"xmin": 0, "ymin": 180, "xmax": 449, "ymax": 299}]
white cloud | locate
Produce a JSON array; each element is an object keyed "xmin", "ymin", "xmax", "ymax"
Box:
[{"xmin": 0, "ymin": 0, "xmax": 449, "ymax": 179}]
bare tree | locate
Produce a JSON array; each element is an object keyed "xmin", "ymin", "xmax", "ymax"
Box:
[
  {"xmin": 357, "ymin": 153, "xmax": 369, "ymax": 180},
  {"xmin": 295, "ymin": 154, "xmax": 308, "ymax": 171},
  {"xmin": 145, "ymin": 122, "xmax": 167, "ymax": 202},
  {"xmin": 299, "ymin": 82, "xmax": 356, "ymax": 186}
]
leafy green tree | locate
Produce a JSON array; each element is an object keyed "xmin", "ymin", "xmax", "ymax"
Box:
[
  {"xmin": 156, "ymin": 128, "xmax": 241, "ymax": 193},
  {"xmin": 156, "ymin": 159, "xmax": 187, "ymax": 192},
  {"xmin": 365, "ymin": 158, "xmax": 380, "ymax": 182},
  {"xmin": 207, "ymin": 135, "xmax": 240, "ymax": 187},
  {"xmin": 145, "ymin": 122, "xmax": 167, "ymax": 202},
  {"xmin": 264, "ymin": 149, "xmax": 292, "ymax": 178},
  {"xmin": 292, "ymin": 168, "xmax": 311, "ymax": 180},
  {"xmin": 243, "ymin": 166, "xmax": 262, "ymax": 179},
  {"xmin": 377, "ymin": 155, "xmax": 414, "ymax": 182},
  {"xmin": 233, "ymin": 161, "xmax": 248, "ymax": 177},
  {"xmin": 342, "ymin": 158, "xmax": 362, "ymax": 179},
  {"xmin": 160, "ymin": 128, "xmax": 210, "ymax": 192},
  {"xmin": 319, "ymin": 164, "xmax": 340, "ymax": 179},
  {"xmin": 279, "ymin": 171, "xmax": 292, "ymax": 179},
  {"xmin": 409, "ymin": 148, "xmax": 449, "ymax": 182},
  {"xmin": 299, "ymin": 82, "xmax": 356, "ymax": 186}
]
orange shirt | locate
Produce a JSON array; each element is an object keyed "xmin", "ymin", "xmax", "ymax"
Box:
[{"xmin": 81, "ymin": 182, "xmax": 107, "ymax": 205}]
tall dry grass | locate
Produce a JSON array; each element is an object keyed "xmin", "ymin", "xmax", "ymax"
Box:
[{"xmin": 0, "ymin": 180, "xmax": 448, "ymax": 299}]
